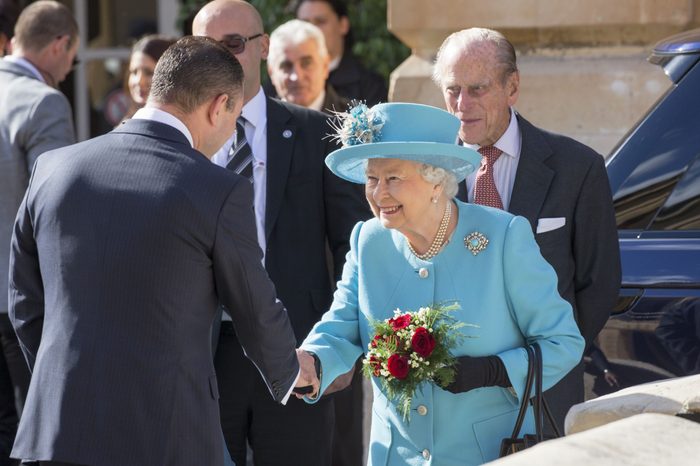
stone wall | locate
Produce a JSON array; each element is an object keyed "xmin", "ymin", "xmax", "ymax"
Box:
[{"xmin": 387, "ymin": 0, "xmax": 700, "ymax": 156}]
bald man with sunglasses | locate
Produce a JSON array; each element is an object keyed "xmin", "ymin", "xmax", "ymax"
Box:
[{"xmin": 193, "ymin": 2, "xmax": 369, "ymax": 465}]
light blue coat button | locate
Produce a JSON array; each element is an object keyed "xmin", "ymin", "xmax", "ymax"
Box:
[
  {"xmin": 418, "ymin": 268, "xmax": 429, "ymax": 278},
  {"xmin": 417, "ymin": 405, "xmax": 428, "ymax": 416},
  {"xmin": 422, "ymin": 449, "xmax": 430, "ymax": 460}
]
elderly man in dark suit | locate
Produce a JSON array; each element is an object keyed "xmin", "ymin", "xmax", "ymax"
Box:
[
  {"xmin": 8, "ymin": 36, "xmax": 316, "ymax": 466},
  {"xmin": 432, "ymin": 27, "xmax": 621, "ymax": 433},
  {"xmin": 193, "ymin": 1, "xmax": 370, "ymax": 465},
  {"xmin": 0, "ymin": 2, "xmax": 78, "ymax": 463}
]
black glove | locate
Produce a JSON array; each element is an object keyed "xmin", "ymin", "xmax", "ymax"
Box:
[{"xmin": 444, "ymin": 355, "xmax": 511, "ymax": 394}]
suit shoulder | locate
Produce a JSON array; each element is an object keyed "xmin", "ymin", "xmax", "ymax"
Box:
[
  {"xmin": 272, "ymin": 98, "xmax": 328, "ymax": 125},
  {"xmin": 520, "ymin": 116, "xmax": 604, "ymax": 169}
]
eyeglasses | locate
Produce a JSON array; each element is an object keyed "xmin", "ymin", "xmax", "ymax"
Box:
[{"xmin": 219, "ymin": 33, "xmax": 263, "ymax": 55}]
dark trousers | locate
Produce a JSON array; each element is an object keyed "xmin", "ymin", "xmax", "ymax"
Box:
[
  {"xmin": 331, "ymin": 361, "xmax": 363, "ymax": 466},
  {"xmin": 215, "ymin": 322, "xmax": 334, "ymax": 466},
  {"xmin": 0, "ymin": 314, "xmax": 30, "ymax": 466},
  {"xmin": 543, "ymin": 360, "xmax": 585, "ymax": 435}
]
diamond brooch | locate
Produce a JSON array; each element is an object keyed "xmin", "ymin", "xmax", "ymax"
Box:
[{"xmin": 464, "ymin": 232, "xmax": 488, "ymax": 256}]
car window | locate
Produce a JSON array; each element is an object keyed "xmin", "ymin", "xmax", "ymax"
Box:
[
  {"xmin": 607, "ymin": 62, "xmax": 700, "ymax": 230},
  {"xmin": 648, "ymin": 154, "xmax": 700, "ymax": 230}
]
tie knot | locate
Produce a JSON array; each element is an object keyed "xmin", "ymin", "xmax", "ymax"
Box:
[{"xmin": 478, "ymin": 146, "xmax": 503, "ymax": 165}]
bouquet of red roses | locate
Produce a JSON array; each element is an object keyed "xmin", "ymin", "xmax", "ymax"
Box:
[{"xmin": 362, "ymin": 302, "xmax": 474, "ymax": 420}]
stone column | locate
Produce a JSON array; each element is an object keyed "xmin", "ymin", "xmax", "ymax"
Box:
[{"xmin": 387, "ymin": 0, "xmax": 700, "ymax": 155}]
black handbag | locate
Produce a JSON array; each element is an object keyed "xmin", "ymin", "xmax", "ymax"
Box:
[{"xmin": 499, "ymin": 343, "xmax": 561, "ymax": 457}]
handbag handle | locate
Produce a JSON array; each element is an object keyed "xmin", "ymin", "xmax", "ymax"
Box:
[
  {"xmin": 508, "ymin": 343, "xmax": 561, "ymax": 441},
  {"xmin": 532, "ymin": 343, "xmax": 561, "ymax": 438},
  {"xmin": 509, "ymin": 345, "xmax": 536, "ymax": 439}
]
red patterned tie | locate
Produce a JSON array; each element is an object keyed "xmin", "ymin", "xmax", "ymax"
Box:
[{"xmin": 474, "ymin": 146, "xmax": 504, "ymax": 209}]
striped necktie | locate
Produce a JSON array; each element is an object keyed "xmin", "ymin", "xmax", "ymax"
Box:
[{"xmin": 226, "ymin": 117, "xmax": 253, "ymax": 183}]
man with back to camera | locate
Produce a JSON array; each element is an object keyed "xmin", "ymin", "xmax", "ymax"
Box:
[
  {"xmin": 8, "ymin": 35, "xmax": 317, "ymax": 466},
  {"xmin": 432, "ymin": 27, "xmax": 621, "ymax": 433},
  {"xmin": 193, "ymin": 1, "xmax": 370, "ymax": 465}
]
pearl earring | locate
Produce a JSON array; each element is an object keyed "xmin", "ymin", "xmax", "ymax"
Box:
[{"xmin": 431, "ymin": 198, "xmax": 438, "ymax": 204}]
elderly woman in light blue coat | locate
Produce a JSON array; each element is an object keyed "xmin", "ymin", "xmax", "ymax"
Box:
[{"xmin": 300, "ymin": 103, "xmax": 584, "ymax": 466}]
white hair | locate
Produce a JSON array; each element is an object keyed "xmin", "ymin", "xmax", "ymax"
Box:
[
  {"xmin": 432, "ymin": 27, "xmax": 518, "ymax": 87},
  {"xmin": 268, "ymin": 19, "xmax": 328, "ymax": 69},
  {"xmin": 418, "ymin": 164, "xmax": 458, "ymax": 199}
]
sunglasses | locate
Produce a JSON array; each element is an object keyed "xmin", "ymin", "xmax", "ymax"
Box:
[{"xmin": 220, "ymin": 33, "xmax": 263, "ymax": 55}]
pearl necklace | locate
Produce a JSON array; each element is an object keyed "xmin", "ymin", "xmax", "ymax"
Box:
[{"xmin": 407, "ymin": 201, "xmax": 452, "ymax": 261}]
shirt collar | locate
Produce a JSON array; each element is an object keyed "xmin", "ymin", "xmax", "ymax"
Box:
[
  {"xmin": 328, "ymin": 54, "xmax": 341, "ymax": 72},
  {"xmin": 242, "ymin": 87, "xmax": 267, "ymax": 130},
  {"xmin": 4, "ymin": 56, "xmax": 45, "ymax": 82},
  {"xmin": 131, "ymin": 107, "xmax": 194, "ymax": 147},
  {"xmin": 464, "ymin": 107, "xmax": 521, "ymax": 159},
  {"xmin": 306, "ymin": 90, "xmax": 326, "ymax": 112}
]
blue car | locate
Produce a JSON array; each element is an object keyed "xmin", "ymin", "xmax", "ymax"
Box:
[{"xmin": 593, "ymin": 28, "xmax": 700, "ymax": 396}]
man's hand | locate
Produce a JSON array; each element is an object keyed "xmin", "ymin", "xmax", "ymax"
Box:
[{"xmin": 294, "ymin": 349, "xmax": 320, "ymax": 399}]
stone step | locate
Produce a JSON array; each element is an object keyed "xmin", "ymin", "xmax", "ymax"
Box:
[
  {"xmin": 566, "ymin": 373, "xmax": 700, "ymax": 434},
  {"xmin": 485, "ymin": 413, "xmax": 700, "ymax": 465}
]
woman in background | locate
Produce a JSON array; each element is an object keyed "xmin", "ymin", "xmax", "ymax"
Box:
[{"xmin": 122, "ymin": 34, "xmax": 176, "ymax": 121}]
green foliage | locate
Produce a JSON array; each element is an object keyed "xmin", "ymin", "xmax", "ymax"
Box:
[
  {"xmin": 346, "ymin": 0, "xmax": 409, "ymax": 80},
  {"xmin": 177, "ymin": 0, "xmax": 410, "ymax": 82}
]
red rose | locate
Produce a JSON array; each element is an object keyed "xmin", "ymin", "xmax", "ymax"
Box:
[
  {"xmin": 371, "ymin": 334, "xmax": 382, "ymax": 348},
  {"xmin": 387, "ymin": 354, "xmax": 409, "ymax": 379},
  {"xmin": 411, "ymin": 327, "xmax": 436, "ymax": 357},
  {"xmin": 389, "ymin": 314, "xmax": 411, "ymax": 330}
]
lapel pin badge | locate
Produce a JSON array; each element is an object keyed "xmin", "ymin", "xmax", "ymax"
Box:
[
  {"xmin": 282, "ymin": 129, "xmax": 293, "ymax": 139},
  {"xmin": 464, "ymin": 232, "xmax": 489, "ymax": 256}
]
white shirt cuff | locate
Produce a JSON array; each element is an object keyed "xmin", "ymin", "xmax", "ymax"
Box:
[{"xmin": 280, "ymin": 368, "xmax": 301, "ymax": 405}]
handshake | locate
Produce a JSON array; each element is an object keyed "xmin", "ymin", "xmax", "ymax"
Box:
[
  {"xmin": 293, "ymin": 349, "xmax": 320, "ymax": 399},
  {"xmin": 292, "ymin": 349, "xmax": 355, "ymax": 400}
]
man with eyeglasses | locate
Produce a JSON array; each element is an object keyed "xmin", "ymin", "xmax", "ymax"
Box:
[
  {"xmin": 193, "ymin": 1, "xmax": 369, "ymax": 465},
  {"xmin": 0, "ymin": 2, "xmax": 77, "ymax": 463}
]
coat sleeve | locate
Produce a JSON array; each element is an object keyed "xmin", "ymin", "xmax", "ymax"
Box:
[
  {"xmin": 8, "ymin": 177, "xmax": 44, "ymax": 371},
  {"xmin": 301, "ymin": 221, "xmax": 366, "ymax": 399},
  {"xmin": 572, "ymin": 155, "xmax": 621, "ymax": 345},
  {"xmin": 496, "ymin": 216, "xmax": 585, "ymax": 402},
  {"xmin": 213, "ymin": 179, "xmax": 300, "ymax": 403}
]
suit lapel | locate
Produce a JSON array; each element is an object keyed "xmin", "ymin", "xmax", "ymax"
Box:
[
  {"xmin": 265, "ymin": 97, "xmax": 296, "ymax": 239},
  {"xmin": 508, "ymin": 114, "xmax": 555, "ymax": 230}
]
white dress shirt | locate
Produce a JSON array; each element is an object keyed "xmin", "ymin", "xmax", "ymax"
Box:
[
  {"xmin": 308, "ymin": 90, "xmax": 326, "ymax": 112},
  {"xmin": 212, "ymin": 87, "xmax": 268, "ymax": 257},
  {"xmin": 464, "ymin": 108, "xmax": 522, "ymax": 211}
]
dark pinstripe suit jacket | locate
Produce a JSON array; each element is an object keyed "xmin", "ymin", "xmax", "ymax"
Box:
[{"xmin": 8, "ymin": 119, "xmax": 299, "ymax": 466}]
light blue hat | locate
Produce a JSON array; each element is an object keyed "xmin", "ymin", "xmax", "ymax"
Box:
[{"xmin": 325, "ymin": 102, "xmax": 481, "ymax": 184}]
